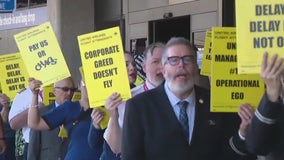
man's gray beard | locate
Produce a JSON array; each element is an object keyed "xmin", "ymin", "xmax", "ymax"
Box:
[{"xmin": 168, "ymin": 80, "xmax": 194, "ymax": 96}]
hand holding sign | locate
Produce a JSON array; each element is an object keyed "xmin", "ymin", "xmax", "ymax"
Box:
[{"xmin": 28, "ymin": 78, "xmax": 42, "ymax": 95}]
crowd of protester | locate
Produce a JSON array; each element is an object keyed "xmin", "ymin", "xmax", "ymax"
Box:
[{"xmin": 0, "ymin": 37, "xmax": 282, "ymax": 160}]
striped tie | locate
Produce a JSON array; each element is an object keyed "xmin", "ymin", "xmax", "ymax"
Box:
[{"xmin": 178, "ymin": 101, "xmax": 189, "ymax": 141}]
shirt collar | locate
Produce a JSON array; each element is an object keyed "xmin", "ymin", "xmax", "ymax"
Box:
[
  {"xmin": 164, "ymin": 81, "xmax": 195, "ymax": 107},
  {"xmin": 55, "ymin": 101, "xmax": 59, "ymax": 108},
  {"xmin": 145, "ymin": 79, "xmax": 156, "ymax": 90}
]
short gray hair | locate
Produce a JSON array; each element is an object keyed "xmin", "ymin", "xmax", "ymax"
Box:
[
  {"xmin": 143, "ymin": 42, "xmax": 165, "ymax": 61},
  {"xmin": 161, "ymin": 37, "xmax": 196, "ymax": 65}
]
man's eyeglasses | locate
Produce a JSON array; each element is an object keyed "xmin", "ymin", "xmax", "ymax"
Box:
[
  {"xmin": 167, "ymin": 55, "xmax": 196, "ymax": 66},
  {"xmin": 55, "ymin": 86, "xmax": 77, "ymax": 92}
]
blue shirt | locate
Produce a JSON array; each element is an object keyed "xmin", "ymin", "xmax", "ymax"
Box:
[
  {"xmin": 42, "ymin": 101, "xmax": 100, "ymax": 160},
  {"xmin": 88, "ymin": 125, "xmax": 119, "ymax": 160},
  {"xmin": 164, "ymin": 82, "xmax": 196, "ymax": 144}
]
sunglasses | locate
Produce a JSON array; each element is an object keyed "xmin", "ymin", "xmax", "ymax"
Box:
[{"xmin": 55, "ymin": 86, "xmax": 77, "ymax": 92}]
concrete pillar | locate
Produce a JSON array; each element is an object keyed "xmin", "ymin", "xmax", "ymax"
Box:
[{"xmin": 47, "ymin": 0, "xmax": 95, "ymax": 83}]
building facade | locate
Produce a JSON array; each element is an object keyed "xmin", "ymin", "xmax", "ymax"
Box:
[{"xmin": 0, "ymin": 0, "xmax": 234, "ymax": 82}]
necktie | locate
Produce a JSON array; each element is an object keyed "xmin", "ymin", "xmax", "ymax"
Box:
[{"xmin": 178, "ymin": 101, "xmax": 189, "ymax": 141}]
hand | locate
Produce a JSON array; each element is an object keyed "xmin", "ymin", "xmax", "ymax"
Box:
[
  {"xmin": 28, "ymin": 78, "xmax": 42, "ymax": 95},
  {"xmin": 79, "ymin": 66, "xmax": 85, "ymax": 82},
  {"xmin": 91, "ymin": 108, "xmax": 105, "ymax": 129},
  {"xmin": 104, "ymin": 93, "xmax": 122, "ymax": 118},
  {"xmin": 38, "ymin": 103, "xmax": 45, "ymax": 109},
  {"xmin": 0, "ymin": 94, "xmax": 10, "ymax": 107},
  {"xmin": 0, "ymin": 139, "xmax": 6, "ymax": 154},
  {"xmin": 79, "ymin": 84, "xmax": 89, "ymax": 111},
  {"xmin": 238, "ymin": 103, "xmax": 254, "ymax": 137},
  {"xmin": 261, "ymin": 52, "xmax": 284, "ymax": 102}
]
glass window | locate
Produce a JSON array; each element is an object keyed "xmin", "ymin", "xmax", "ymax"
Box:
[
  {"xmin": 30, "ymin": 0, "xmax": 46, "ymax": 7},
  {"xmin": 17, "ymin": 0, "xmax": 28, "ymax": 8},
  {"xmin": 17, "ymin": 0, "xmax": 46, "ymax": 9}
]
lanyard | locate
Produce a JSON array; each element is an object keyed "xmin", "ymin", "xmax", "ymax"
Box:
[{"xmin": 143, "ymin": 82, "xmax": 149, "ymax": 91}]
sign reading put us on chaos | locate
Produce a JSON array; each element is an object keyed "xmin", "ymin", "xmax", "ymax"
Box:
[
  {"xmin": 14, "ymin": 22, "xmax": 71, "ymax": 87},
  {"xmin": 78, "ymin": 26, "xmax": 131, "ymax": 108}
]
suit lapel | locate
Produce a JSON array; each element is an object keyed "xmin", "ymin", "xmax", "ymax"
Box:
[
  {"xmin": 153, "ymin": 84, "xmax": 190, "ymax": 146},
  {"xmin": 155, "ymin": 84, "xmax": 181, "ymax": 127},
  {"xmin": 190, "ymin": 86, "xmax": 209, "ymax": 146},
  {"xmin": 152, "ymin": 84, "xmax": 211, "ymax": 147}
]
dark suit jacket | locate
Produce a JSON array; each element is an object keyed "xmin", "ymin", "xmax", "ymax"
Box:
[
  {"xmin": 122, "ymin": 84, "xmax": 252, "ymax": 160},
  {"xmin": 27, "ymin": 103, "xmax": 69, "ymax": 160},
  {"xmin": 246, "ymin": 94, "xmax": 284, "ymax": 160}
]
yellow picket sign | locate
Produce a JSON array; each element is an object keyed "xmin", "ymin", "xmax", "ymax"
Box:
[
  {"xmin": 14, "ymin": 21, "xmax": 70, "ymax": 87},
  {"xmin": 200, "ymin": 30, "xmax": 212, "ymax": 76},
  {"xmin": 42, "ymin": 84, "xmax": 55, "ymax": 105},
  {"xmin": 77, "ymin": 26, "xmax": 131, "ymax": 108},
  {"xmin": 236, "ymin": 0, "xmax": 284, "ymax": 74},
  {"xmin": 210, "ymin": 27, "xmax": 265, "ymax": 112},
  {"xmin": 0, "ymin": 53, "xmax": 29, "ymax": 99}
]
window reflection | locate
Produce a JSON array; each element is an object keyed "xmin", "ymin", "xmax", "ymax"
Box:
[{"xmin": 17, "ymin": 0, "xmax": 46, "ymax": 9}]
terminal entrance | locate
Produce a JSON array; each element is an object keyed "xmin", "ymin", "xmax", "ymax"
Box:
[{"xmin": 149, "ymin": 15, "xmax": 190, "ymax": 44}]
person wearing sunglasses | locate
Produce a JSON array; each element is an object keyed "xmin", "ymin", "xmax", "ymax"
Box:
[
  {"xmin": 54, "ymin": 86, "xmax": 77, "ymax": 92},
  {"xmin": 27, "ymin": 77, "xmax": 75, "ymax": 160},
  {"xmin": 27, "ymin": 76, "xmax": 100, "ymax": 160},
  {"xmin": 121, "ymin": 37, "xmax": 254, "ymax": 160}
]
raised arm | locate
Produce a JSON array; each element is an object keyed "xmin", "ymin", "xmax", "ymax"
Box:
[
  {"xmin": 246, "ymin": 52, "xmax": 284, "ymax": 154},
  {"xmin": 261, "ymin": 52, "xmax": 284, "ymax": 101},
  {"xmin": 79, "ymin": 80, "xmax": 90, "ymax": 111},
  {"xmin": 88, "ymin": 108, "xmax": 105, "ymax": 150},
  {"xmin": 104, "ymin": 93, "xmax": 122, "ymax": 154},
  {"xmin": 27, "ymin": 79, "xmax": 49, "ymax": 130},
  {"xmin": 238, "ymin": 103, "xmax": 254, "ymax": 138}
]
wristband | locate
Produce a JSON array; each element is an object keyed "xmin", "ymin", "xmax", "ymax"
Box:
[
  {"xmin": 81, "ymin": 80, "xmax": 86, "ymax": 87},
  {"xmin": 30, "ymin": 104, "xmax": 39, "ymax": 108},
  {"xmin": 238, "ymin": 130, "xmax": 245, "ymax": 141}
]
